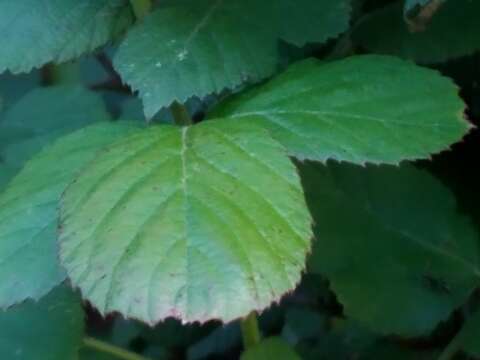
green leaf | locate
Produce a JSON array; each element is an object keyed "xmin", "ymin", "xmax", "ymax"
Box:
[
  {"xmin": 353, "ymin": 0, "xmax": 479, "ymax": 63},
  {"xmin": 453, "ymin": 309, "xmax": 480, "ymax": 358},
  {"xmin": 0, "ymin": 122, "xmax": 139, "ymax": 308},
  {"xmin": 0, "ymin": 284, "xmax": 84, "ymax": 360},
  {"xmin": 114, "ymin": 0, "xmax": 351, "ymax": 117},
  {"xmin": 0, "ymin": 71, "xmax": 41, "ymax": 109},
  {"xmin": 212, "ymin": 55, "xmax": 469, "ymax": 164},
  {"xmin": 59, "ymin": 119, "xmax": 312, "ymax": 324},
  {"xmin": 301, "ymin": 162, "xmax": 480, "ymax": 336},
  {"xmin": 0, "ymin": 86, "xmax": 111, "ymax": 167},
  {"xmin": 241, "ymin": 337, "xmax": 301, "ymax": 360},
  {"xmin": 0, "ymin": 0, "xmax": 133, "ymax": 74},
  {"xmin": 0, "ymin": 163, "xmax": 15, "ymax": 190}
]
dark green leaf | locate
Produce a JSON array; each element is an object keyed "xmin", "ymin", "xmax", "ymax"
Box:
[
  {"xmin": 188, "ymin": 322, "xmax": 241, "ymax": 360},
  {"xmin": 1, "ymin": 86, "xmax": 111, "ymax": 167},
  {"xmin": 212, "ymin": 56, "xmax": 469, "ymax": 164},
  {"xmin": 114, "ymin": 0, "xmax": 351, "ymax": 117},
  {"xmin": 0, "ymin": 284, "xmax": 84, "ymax": 360},
  {"xmin": 0, "ymin": 0, "xmax": 133, "ymax": 73},
  {"xmin": 354, "ymin": 0, "xmax": 479, "ymax": 63},
  {"xmin": 302, "ymin": 162, "xmax": 480, "ymax": 336}
]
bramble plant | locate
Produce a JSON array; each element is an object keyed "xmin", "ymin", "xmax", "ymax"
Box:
[{"xmin": 0, "ymin": 0, "xmax": 479, "ymax": 359}]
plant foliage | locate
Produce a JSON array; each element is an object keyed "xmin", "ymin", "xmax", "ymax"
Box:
[{"xmin": 0, "ymin": 0, "xmax": 479, "ymax": 358}]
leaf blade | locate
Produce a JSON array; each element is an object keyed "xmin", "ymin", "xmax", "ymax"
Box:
[
  {"xmin": 212, "ymin": 55, "xmax": 470, "ymax": 164},
  {"xmin": 302, "ymin": 162, "xmax": 480, "ymax": 336},
  {"xmin": 0, "ymin": 0, "xmax": 133, "ymax": 73},
  {"xmin": 354, "ymin": 0, "xmax": 479, "ymax": 63},
  {"xmin": 59, "ymin": 120, "xmax": 312, "ymax": 324},
  {"xmin": 0, "ymin": 122, "xmax": 140, "ymax": 308},
  {"xmin": 114, "ymin": 0, "xmax": 351, "ymax": 117},
  {"xmin": 0, "ymin": 284, "xmax": 84, "ymax": 360}
]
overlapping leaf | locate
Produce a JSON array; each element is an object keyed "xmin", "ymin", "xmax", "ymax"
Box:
[
  {"xmin": 0, "ymin": 285, "xmax": 84, "ymax": 360},
  {"xmin": 59, "ymin": 120, "xmax": 312, "ymax": 324},
  {"xmin": 212, "ymin": 55, "xmax": 469, "ymax": 164},
  {"xmin": 0, "ymin": 122, "xmax": 139, "ymax": 308},
  {"xmin": 353, "ymin": 0, "xmax": 479, "ymax": 63},
  {"xmin": 0, "ymin": 0, "xmax": 133, "ymax": 73},
  {"xmin": 302, "ymin": 162, "xmax": 480, "ymax": 336},
  {"xmin": 0, "ymin": 86, "xmax": 111, "ymax": 167},
  {"xmin": 114, "ymin": 0, "xmax": 351, "ymax": 117}
]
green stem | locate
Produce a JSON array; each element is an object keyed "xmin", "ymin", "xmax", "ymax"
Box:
[
  {"xmin": 438, "ymin": 335, "xmax": 461, "ymax": 360},
  {"xmin": 129, "ymin": 0, "xmax": 152, "ymax": 20},
  {"xmin": 83, "ymin": 337, "xmax": 151, "ymax": 360},
  {"xmin": 240, "ymin": 312, "xmax": 261, "ymax": 350},
  {"xmin": 170, "ymin": 101, "xmax": 193, "ymax": 126}
]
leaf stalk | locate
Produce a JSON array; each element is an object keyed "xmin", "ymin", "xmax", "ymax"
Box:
[
  {"xmin": 83, "ymin": 337, "xmax": 151, "ymax": 360},
  {"xmin": 240, "ymin": 311, "xmax": 261, "ymax": 350}
]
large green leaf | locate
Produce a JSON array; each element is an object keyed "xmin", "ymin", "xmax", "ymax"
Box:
[
  {"xmin": 241, "ymin": 337, "xmax": 301, "ymax": 360},
  {"xmin": 0, "ymin": 284, "xmax": 84, "ymax": 360},
  {"xmin": 0, "ymin": 86, "xmax": 111, "ymax": 167},
  {"xmin": 0, "ymin": 122, "xmax": 139, "ymax": 308},
  {"xmin": 59, "ymin": 119, "xmax": 312, "ymax": 324},
  {"xmin": 0, "ymin": 0, "xmax": 133, "ymax": 73},
  {"xmin": 353, "ymin": 0, "xmax": 479, "ymax": 63},
  {"xmin": 301, "ymin": 162, "xmax": 480, "ymax": 336},
  {"xmin": 114, "ymin": 0, "xmax": 351, "ymax": 117},
  {"xmin": 212, "ymin": 55, "xmax": 469, "ymax": 164}
]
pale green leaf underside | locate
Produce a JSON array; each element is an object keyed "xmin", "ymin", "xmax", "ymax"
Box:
[
  {"xmin": 241, "ymin": 337, "xmax": 301, "ymax": 360},
  {"xmin": 59, "ymin": 120, "xmax": 312, "ymax": 324},
  {"xmin": 114, "ymin": 0, "xmax": 351, "ymax": 118},
  {"xmin": 0, "ymin": 0, "xmax": 133, "ymax": 73},
  {"xmin": 354, "ymin": 0, "xmax": 479, "ymax": 64},
  {"xmin": 0, "ymin": 285, "xmax": 84, "ymax": 360},
  {"xmin": 303, "ymin": 163, "xmax": 480, "ymax": 336},
  {"xmin": 212, "ymin": 55, "xmax": 469, "ymax": 164},
  {"xmin": 0, "ymin": 122, "xmax": 138, "ymax": 308}
]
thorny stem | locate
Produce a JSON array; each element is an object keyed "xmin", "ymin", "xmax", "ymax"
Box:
[
  {"xmin": 240, "ymin": 311, "xmax": 261, "ymax": 350},
  {"xmin": 83, "ymin": 337, "xmax": 151, "ymax": 360},
  {"xmin": 129, "ymin": 0, "xmax": 152, "ymax": 21},
  {"xmin": 170, "ymin": 101, "xmax": 193, "ymax": 126}
]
